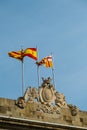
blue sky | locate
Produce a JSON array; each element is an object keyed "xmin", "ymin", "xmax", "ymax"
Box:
[{"xmin": 0, "ymin": 0, "xmax": 87, "ymax": 111}]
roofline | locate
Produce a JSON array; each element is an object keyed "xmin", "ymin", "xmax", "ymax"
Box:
[{"xmin": 0, "ymin": 115, "xmax": 87, "ymax": 130}]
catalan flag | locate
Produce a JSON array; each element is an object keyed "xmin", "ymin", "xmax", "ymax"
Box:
[
  {"xmin": 23, "ymin": 48, "xmax": 38, "ymax": 60},
  {"xmin": 8, "ymin": 51, "xmax": 23, "ymax": 61},
  {"xmin": 36, "ymin": 55, "xmax": 53, "ymax": 68}
]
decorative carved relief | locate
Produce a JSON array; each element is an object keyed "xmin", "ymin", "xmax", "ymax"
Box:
[
  {"xmin": 55, "ymin": 92, "xmax": 67, "ymax": 108},
  {"xmin": 68, "ymin": 104, "xmax": 79, "ymax": 116},
  {"xmin": 15, "ymin": 97, "xmax": 25, "ymax": 109},
  {"xmin": 16, "ymin": 77, "xmax": 68, "ymax": 114},
  {"xmin": 23, "ymin": 87, "xmax": 39, "ymax": 102},
  {"xmin": 39, "ymin": 77, "xmax": 56, "ymax": 105}
]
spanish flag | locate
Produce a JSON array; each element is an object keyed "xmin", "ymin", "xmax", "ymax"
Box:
[
  {"xmin": 36, "ymin": 55, "xmax": 53, "ymax": 68},
  {"xmin": 8, "ymin": 51, "xmax": 23, "ymax": 61},
  {"xmin": 23, "ymin": 48, "xmax": 38, "ymax": 60}
]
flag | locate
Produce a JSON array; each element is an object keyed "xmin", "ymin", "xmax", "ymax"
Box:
[
  {"xmin": 8, "ymin": 48, "xmax": 38, "ymax": 61},
  {"xmin": 23, "ymin": 48, "xmax": 38, "ymax": 60},
  {"xmin": 45, "ymin": 55, "xmax": 53, "ymax": 67},
  {"xmin": 8, "ymin": 51, "xmax": 23, "ymax": 61},
  {"xmin": 36, "ymin": 55, "xmax": 53, "ymax": 68}
]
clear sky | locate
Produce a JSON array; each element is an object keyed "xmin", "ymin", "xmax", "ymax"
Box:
[{"xmin": 0, "ymin": 0, "xmax": 87, "ymax": 111}]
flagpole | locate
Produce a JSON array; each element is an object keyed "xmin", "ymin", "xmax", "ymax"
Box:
[
  {"xmin": 21, "ymin": 59, "xmax": 24, "ymax": 96},
  {"xmin": 52, "ymin": 67, "xmax": 55, "ymax": 88},
  {"xmin": 51, "ymin": 53, "xmax": 56, "ymax": 89},
  {"xmin": 37, "ymin": 65, "xmax": 40, "ymax": 88},
  {"xmin": 36, "ymin": 46, "xmax": 40, "ymax": 88},
  {"xmin": 21, "ymin": 48, "xmax": 24, "ymax": 97}
]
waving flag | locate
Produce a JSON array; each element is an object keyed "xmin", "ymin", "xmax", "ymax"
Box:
[
  {"xmin": 8, "ymin": 48, "xmax": 38, "ymax": 61},
  {"xmin": 36, "ymin": 55, "xmax": 53, "ymax": 68},
  {"xmin": 45, "ymin": 55, "xmax": 53, "ymax": 67},
  {"xmin": 8, "ymin": 51, "xmax": 23, "ymax": 61},
  {"xmin": 23, "ymin": 48, "xmax": 38, "ymax": 60}
]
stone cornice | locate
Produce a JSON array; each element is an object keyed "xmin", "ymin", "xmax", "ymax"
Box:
[{"xmin": 0, "ymin": 115, "xmax": 87, "ymax": 130}]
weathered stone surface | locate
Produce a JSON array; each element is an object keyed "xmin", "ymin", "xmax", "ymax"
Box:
[
  {"xmin": 0, "ymin": 97, "xmax": 87, "ymax": 128},
  {"xmin": 0, "ymin": 78, "xmax": 87, "ymax": 129}
]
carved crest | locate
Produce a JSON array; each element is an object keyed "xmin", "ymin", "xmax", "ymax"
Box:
[
  {"xmin": 39, "ymin": 77, "xmax": 56, "ymax": 104},
  {"xmin": 16, "ymin": 77, "xmax": 68, "ymax": 114}
]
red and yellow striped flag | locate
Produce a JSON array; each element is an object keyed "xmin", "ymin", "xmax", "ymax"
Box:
[
  {"xmin": 36, "ymin": 55, "xmax": 53, "ymax": 68},
  {"xmin": 23, "ymin": 48, "xmax": 38, "ymax": 60},
  {"xmin": 8, "ymin": 48, "xmax": 38, "ymax": 61},
  {"xmin": 44, "ymin": 55, "xmax": 53, "ymax": 68},
  {"xmin": 8, "ymin": 51, "xmax": 23, "ymax": 61}
]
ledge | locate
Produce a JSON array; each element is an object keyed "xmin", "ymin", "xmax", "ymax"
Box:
[{"xmin": 0, "ymin": 115, "xmax": 87, "ymax": 130}]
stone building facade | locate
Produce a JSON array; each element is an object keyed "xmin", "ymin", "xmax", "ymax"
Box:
[{"xmin": 0, "ymin": 78, "xmax": 87, "ymax": 129}]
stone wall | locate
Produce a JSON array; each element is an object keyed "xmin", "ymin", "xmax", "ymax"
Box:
[{"xmin": 0, "ymin": 98, "xmax": 87, "ymax": 129}]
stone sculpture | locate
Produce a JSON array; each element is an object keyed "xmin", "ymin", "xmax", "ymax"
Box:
[{"xmin": 16, "ymin": 77, "xmax": 70, "ymax": 114}]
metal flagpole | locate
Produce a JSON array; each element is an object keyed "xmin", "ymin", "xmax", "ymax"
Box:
[
  {"xmin": 21, "ymin": 48, "xmax": 24, "ymax": 97},
  {"xmin": 52, "ymin": 67, "xmax": 55, "ymax": 88},
  {"xmin": 37, "ymin": 65, "xmax": 40, "ymax": 88},
  {"xmin": 21, "ymin": 59, "xmax": 24, "ymax": 96},
  {"xmin": 36, "ymin": 46, "xmax": 40, "ymax": 88},
  {"xmin": 51, "ymin": 53, "xmax": 56, "ymax": 88}
]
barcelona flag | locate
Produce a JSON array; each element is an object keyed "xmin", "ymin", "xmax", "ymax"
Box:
[{"xmin": 36, "ymin": 55, "xmax": 53, "ymax": 68}]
